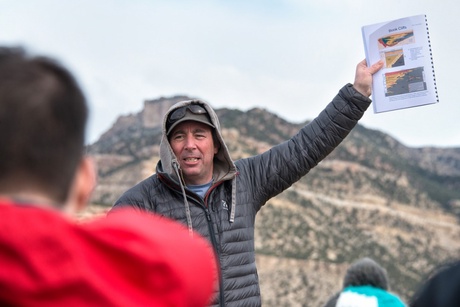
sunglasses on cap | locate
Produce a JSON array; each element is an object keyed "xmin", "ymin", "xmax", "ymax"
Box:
[{"xmin": 168, "ymin": 104, "xmax": 208, "ymax": 124}]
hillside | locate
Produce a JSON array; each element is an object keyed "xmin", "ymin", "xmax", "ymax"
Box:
[{"xmin": 86, "ymin": 96, "xmax": 460, "ymax": 306}]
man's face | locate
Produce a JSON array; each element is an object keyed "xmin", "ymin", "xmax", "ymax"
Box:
[{"xmin": 169, "ymin": 121, "xmax": 218, "ymax": 185}]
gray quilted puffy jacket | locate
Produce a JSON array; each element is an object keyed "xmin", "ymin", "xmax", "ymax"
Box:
[{"xmin": 112, "ymin": 83, "xmax": 372, "ymax": 306}]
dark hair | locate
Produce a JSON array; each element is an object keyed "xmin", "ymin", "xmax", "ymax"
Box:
[
  {"xmin": 409, "ymin": 259, "xmax": 460, "ymax": 307},
  {"xmin": 0, "ymin": 47, "xmax": 88, "ymax": 204}
]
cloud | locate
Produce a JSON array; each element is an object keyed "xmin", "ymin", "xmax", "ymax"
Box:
[{"xmin": 0, "ymin": 0, "xmax": 458, "ymax": 147}]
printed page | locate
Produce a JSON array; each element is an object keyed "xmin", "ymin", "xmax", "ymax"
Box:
[{"xmin": 362, "ymin": 14, "xmax": 438, "ymax": 113}]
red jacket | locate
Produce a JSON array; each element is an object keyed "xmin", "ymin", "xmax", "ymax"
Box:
[{"xmin": 0, "ymin": 199, "xmax": 217, "ymax": 307}]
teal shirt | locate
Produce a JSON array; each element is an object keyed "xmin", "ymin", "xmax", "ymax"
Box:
[
  {"xmin": 188, "ymin": 181, "xmax": 212, "ymax": 199},
  {"xmin": 337, "ymin": 285, "xmax": 406, "ymax": 307}
]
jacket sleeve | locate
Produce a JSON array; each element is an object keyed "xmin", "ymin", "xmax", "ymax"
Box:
[
  {"xmin": 237, "ymin": 83, "xmax": 372, "ymax": 205},
  {"xmin": 110, "ymin": 176, "xmax": 156, "ymax": 213}
]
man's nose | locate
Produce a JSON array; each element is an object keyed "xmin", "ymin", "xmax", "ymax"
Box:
[{"xmin": 184, "ymin": 136, "xmax": 196, "ymax": 150}]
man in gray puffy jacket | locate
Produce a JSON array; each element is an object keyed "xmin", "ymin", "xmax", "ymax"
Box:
[{"xmin": 112, "ymin": 59, "xmax": 383, "ymax": 306}]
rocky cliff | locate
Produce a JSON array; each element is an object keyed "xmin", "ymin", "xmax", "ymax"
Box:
[{"xmin": 86, "ymin": 96, "xmax": 460, "ymax": 306}]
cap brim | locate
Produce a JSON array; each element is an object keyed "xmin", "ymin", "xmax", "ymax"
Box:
[{"xmin": 167, "ymin": 112, "xmax": 215, "ymax": 135}]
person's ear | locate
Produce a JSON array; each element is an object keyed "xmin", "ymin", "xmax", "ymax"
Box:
[
  {"xmin": 64, "ymin": 156, "xmax": 97, "ymax": 215},
  {"xmin": 212, "ymin": 131, "xmax": 220, "ymax": 155}
]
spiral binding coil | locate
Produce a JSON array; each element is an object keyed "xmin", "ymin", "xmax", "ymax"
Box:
[{"xmin": 425, "ymin": 14, "xmax": 439, "ymax": 102}]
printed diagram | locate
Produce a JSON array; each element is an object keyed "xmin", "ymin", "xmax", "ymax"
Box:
[
  {"xmin": 362, "ymin": 14, "xmax": 438, "ymax": 112},
  {"xmin": 378, "ymin": 30, "xmax": 415, "ymax": 49},
  {"xmin": 384, "ymin": 49, "xmax": 405, "ymax": 68},
  {"xmin": 384, "ymin": 67, "xmax": 426, "ymax": 97}
]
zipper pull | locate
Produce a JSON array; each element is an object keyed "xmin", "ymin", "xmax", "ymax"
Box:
[{"xmin": 205, "ymin": 209, "xmax": 212, "ymax": 222}]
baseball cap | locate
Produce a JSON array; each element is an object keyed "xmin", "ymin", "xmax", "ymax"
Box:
[{"xmin": 166, "ymin": 104, "xmax": 215, "ymax": 135}]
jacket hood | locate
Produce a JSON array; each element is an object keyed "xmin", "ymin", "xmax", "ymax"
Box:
[
  {"xmin": 158, "ymin": 99, "xmax": 238, "ymax": 231},
  {"xmin": 0, "ymin": 202, "xmax": 217, "ymax": 307},
  {"xmin": 159, "ymin": 99, "xmax": 237, "ymax": 184}
]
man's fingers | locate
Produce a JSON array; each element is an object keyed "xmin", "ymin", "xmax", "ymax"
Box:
[{"xmin": 368, "ymin": 60, "xmax": 384, "ymax": 75}]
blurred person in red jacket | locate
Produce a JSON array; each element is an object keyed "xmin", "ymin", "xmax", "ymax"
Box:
[{"xmin": 0, "ymin": 46, "xmax": 217, "ymax": 307}]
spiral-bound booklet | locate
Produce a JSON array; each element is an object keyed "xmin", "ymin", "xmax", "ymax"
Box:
[{"xmin": 362, "ymin": 14, "xmax": 438, "ymax": 113}]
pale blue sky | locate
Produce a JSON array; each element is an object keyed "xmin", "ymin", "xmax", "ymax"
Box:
[{"xmin": 1, "ymin": 0, "xmax": 458, "ymax": 147}]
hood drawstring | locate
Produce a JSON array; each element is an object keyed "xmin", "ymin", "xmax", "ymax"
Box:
[
  {"xmin": 172, "ymin": 159, "xmax": 194, "ymax": 237},
  {"xmin": 229, "ymin": 176, "xmax": 236, "ymax": 223}
]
